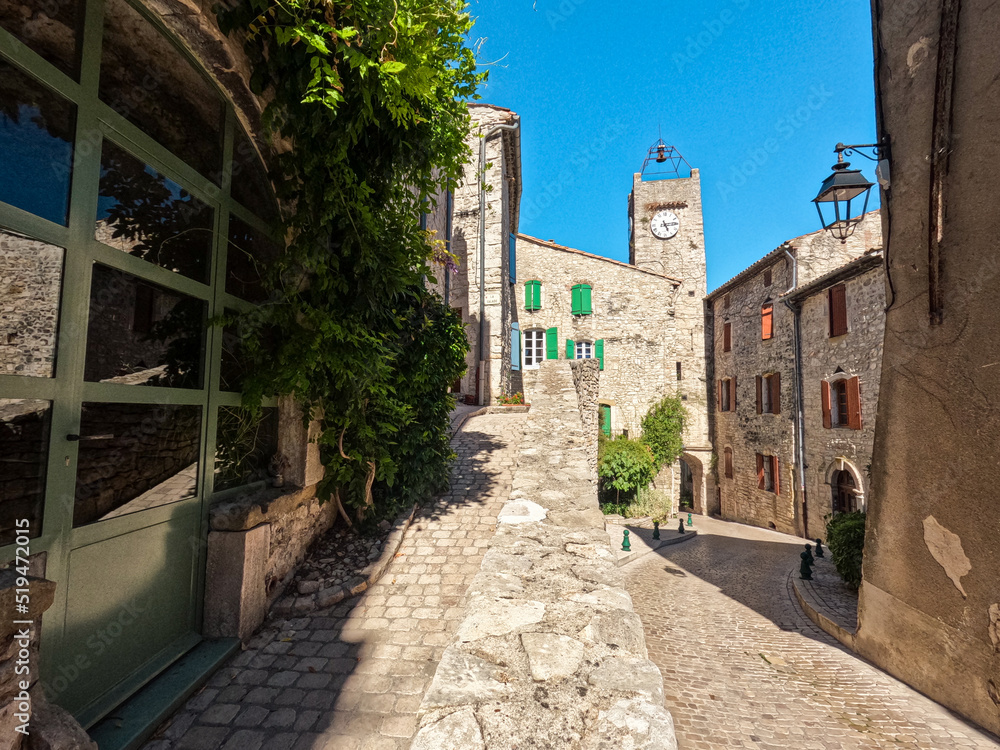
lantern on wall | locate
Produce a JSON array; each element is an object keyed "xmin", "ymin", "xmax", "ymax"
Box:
[{"xmin": 812, "ymin": 142, "xmax": 887, "ymax": 243}]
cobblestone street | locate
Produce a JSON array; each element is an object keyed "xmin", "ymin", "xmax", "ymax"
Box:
[
  {"xmin": 145, "ymin": 413, "xmax": 525, "ymax": 750},
  {"xmin": 625, "ymin": 516, "xmax": 1000, "ymax": 750}
]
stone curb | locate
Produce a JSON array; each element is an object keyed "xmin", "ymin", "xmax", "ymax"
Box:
[
  {"xmin": 273, "ymin": 503, "xmax": 418, "ymax": 616},
  {"xmin": 614, "ymin": 529, "xmax": 698, "ymax": 567},
  {"xmin": 790, "ymin": 570, "xmax": 857, "ymax": 651}
]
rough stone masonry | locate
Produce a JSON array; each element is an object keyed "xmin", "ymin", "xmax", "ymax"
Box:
[{"xmin": 411, "ymin": 360, "xmax": 677, "ymax": 749}]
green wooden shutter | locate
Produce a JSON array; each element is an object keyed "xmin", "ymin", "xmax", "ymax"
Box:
[
  {"xmin": 566, "ymin": 338, "xmax": 575, "ymax": 359},
  {"xmin": 595, "ymin": 339, "xmax": 604, "ymax": 370},
  {"xmin": 533, "ymin": 280, "xmax": 542, "ymax": 310},
  {"xmin": 600, "ymin": 404, "xmax": 612, "ymax": 436},
  {"xmin": 581, "ymin": 284, "xmax": 592, "ymax": 315},
  {"xmin": 571, "ymin": 285, "xmax": 581, "ymax": 315},
  {"xmin": 545, "ymin": 327, "xmax": 558, "ymax": 359},
  {"xmin": 524, "ymin": 282, "xmax": 532, "ymax": 310}
]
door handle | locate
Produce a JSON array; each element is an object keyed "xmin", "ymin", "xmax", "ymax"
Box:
[{"xmin": 66, "ymin": 434, "xmax": 115, "ymax": 442}]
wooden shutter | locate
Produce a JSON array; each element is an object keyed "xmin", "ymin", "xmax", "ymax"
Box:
[
  {"xmin": 847, "ymin": 376, "xmax": 862, "ymax": 430},
  {"xmin": 717, "ymin": 380, "xmax": 723, "ymax": 412},
  {"xmin": 756, "ymin": 453, "xmax": 765, "ymax": 489},
  {"xmin": 772, "ymin": 456, "xmax": 780, "ymax": 495},
  {"xmin": 821, "ymin": 380, "xmax": 832, "ymax": 429},
  {"xmin": 771, "ymin": 372, "xmax": 781, "ymax": 415},
  {"xmin": 566, "ymin": 338, "xmax": 575, "ymax": 359},
  {"xmin": 545, "ymin": 327, "xmax": 558, "ymax": 359},
  {"xmin": 761, "ymin": 304, "xmax": 773, "ymax": 340},
  {"xmin": 571, "ymin": 285, "xmax": 581, "ymax": 315},
  {"xmin": 595, "ymin": 339, "xmax": 604, "ymax": 371},
  {"xmin": 830, "ymin": 284, "xmax": 848, "ymax": 337},
  {"xmin": 723, "ymin": 322, "xmax": 732, "ymax": 352},
  {"xmin": 524, "ymin": 282, "xmax": 533, "ymax": 310},
  {"xmin": 730, "ymin": 376, "xmax": 737, "ymax": 410},
  {"xmin": 581, "ymin": 284, "xmax": 592, "ymax": 314},
  {"xmin": 755, "ymin": 376, "xmax": 763, "ymax": 414},
  {"xmin": 533, "ymin": 281, "xmax": 542, "ymax": 310}
]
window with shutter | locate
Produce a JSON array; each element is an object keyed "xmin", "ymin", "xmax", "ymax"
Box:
[
  {"xmin": 831, "ymin": 379, "xmax": 849, "ymax": 426},
  {"xmin": 756, "ymin": 375, "xmax": 763, "ymax": 414},
  {"xmin": 730, "ymin": 376, "xmax": 737, "ymax": 410},
  {"xmin": 545, "ymin": 327, "xmax": 558, "ymax": 359},
  {"xmin": 723, "ymin": 322, "xmax": 732, "ymax": 352},
  {"xmin": 770, "ymin": 371, "xmax": 781, "ymax": 415},
  {"xmin": 524, "ymin": 280, "xmax": 542, "ymax": 311},
  {"xmin": 847, "ymin": 376, "xmax": 862, "ymax": 430},
  {"xmin": 724, "ymin": 447, "xmax": 733, "ymax": 479},
  {"xmin": 756, "ymin": 453, "xmax": 765, "ymax": 489},
  {"xmin": 595, "ymin": 339, "xmax": 604, "ymax": 370},
  {"xmin": 571, "ymin": 284, "xmax": 592, "ymax": 315},
  {"xmin": 761, "ymin": 302, "xmax": 774, "ymax": 340},
  {"xmin": 829, "ymin": 284, "xmax": 848, "ymax": 337},
  {"xmin": 821, "ymin": 380, "xmax": 832, "ymax": 428},
  {"xmin": 571, "ymin": 285, "xmax": 581, "ymax": 315},
  {"xmin": 720, "ymin": 379, "xmax": 731, "ymax": 412}
]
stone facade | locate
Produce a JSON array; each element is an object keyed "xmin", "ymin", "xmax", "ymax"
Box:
[
  {"xmin": 857, "ymin": 0, "xmax": 1000, "ymax": 735},
  {"xmin": 0, "ymin": 232, "xmax": 61, "ymax": 379},
  {"xmin": 706, "ymin": 212, "xmax": 882, "ymax": 535}
]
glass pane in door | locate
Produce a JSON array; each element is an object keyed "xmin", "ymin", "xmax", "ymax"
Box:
[
  {"xmin": 0, "ymin": 0, "xmax": 84, "ymax": 79},
  {"xmin": 73, "ymin": 402, "xmax": 201, "ymax": 527},
  {"xmin": 0, "ymin": 399, "xmax": 51, "ymax": 543}
]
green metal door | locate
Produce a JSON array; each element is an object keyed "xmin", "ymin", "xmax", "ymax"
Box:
[{"xmin": 0, "ymin": 0, "xmax": 279, "ymax": 726}]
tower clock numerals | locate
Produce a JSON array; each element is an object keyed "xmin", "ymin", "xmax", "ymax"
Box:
[{"xmin": 650, "ymin": 210, "xmax": 680, "ymax": 239}]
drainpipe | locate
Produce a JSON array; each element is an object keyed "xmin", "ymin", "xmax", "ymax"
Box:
[
  {"xmin": 444, "ymin": 189, "xmax": 453, "ymax": 304},
  {"xmin": 477, "ymin": 118, "xmax": 520, "ymax": 405},
  {"xmin": 781, "ymin": 247, "xmax": 808, "ymax": 538}
]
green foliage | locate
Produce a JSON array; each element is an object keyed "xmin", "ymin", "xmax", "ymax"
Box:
[
  {"xmin": 496, "ymin": 392, "xmax": 524, "ymax": 405},
  {"xmin": 599, "ymin": 502, "xmax": 630, "ymax": 517},
  {"xmin": 217, "ymin": 0, "xmax": 482, "ymax": 521},
  {"xmin": 598, "ymin": 436, "xmax": 658, "ymax": 499},
  {"xmin": 640, "ymin": 396, "xmax": 688, "ymax": 469},
  {"xmin": 825, "ymin": 511, "xmax": 867, "ymax": 589}
]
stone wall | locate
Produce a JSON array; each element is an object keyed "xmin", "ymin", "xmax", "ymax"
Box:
[
  {"xmin": 0, "ymin": 232, "xmax": 61, "ymax": 379},
  {"xmin": 412, "ymin": 362, "xmax": 676, "ymax": 749},
  {"xmin": 569, "ymin": 359, "xmax": 600, "ymax": 480},
  {"xmin": 707, "ymin": 213, "xmax": 882, "ymax": 535},
  {"xmin": 798, "ymin": 259, "xmax": 885, "ymax": 540}
]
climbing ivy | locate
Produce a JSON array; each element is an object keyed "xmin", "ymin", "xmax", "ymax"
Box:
[{"xmin": 217, "ymin": 1, "xmax": 483, "ymax": 522}]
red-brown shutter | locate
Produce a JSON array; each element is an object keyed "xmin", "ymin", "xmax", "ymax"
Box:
[
  {"xmin": 830, "ymin": 284, "xmax": 848, "ymax": 337},
  {"xmin": 771, "ymin": 372, "xmax": 781, "ymax": 415},
  {"xmin": 761, "ymin": 304, "xmax": 773, "ymax": 340},
  {"xmin": 725, "ymin": 448, "xmax": 733, "ymax": 478},
  {"xmin": 756, "ymin": 453, "xmax": 765, "ymax": 489},
  {"xmin": 717, "ymin": 380, "xmax": 723, "ymax": 412},
  {"xmin": 847, "ymin": 376, "xmax": 862, "ymax": 430},
  {"xmin": 731, "ymin": 376, "xmax": 737, "ymax": 410},
  {"xmin": 821, "ymin": 380, "xmax": 832, "ymax": 429},
  {"xmin": 755, "ymin": 376, "xmax": 763, "ymax": 414},
  {"xmin": 772, "ymin": 456, "xmax": 780, "ymax": 495},
  {"xmin": 723, "ymin": 322, "xmax": 732, "ymax": 352}
]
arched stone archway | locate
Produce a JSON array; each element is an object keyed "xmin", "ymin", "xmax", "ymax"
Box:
[
  {"xmin": 680, "ymin": 452, "xmax": 708, "ymax": 515},
  {"xmin": 824, "ymin": 457, "xmax": 867, "ymax": 513}
]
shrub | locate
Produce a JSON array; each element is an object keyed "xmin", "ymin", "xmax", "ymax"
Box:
[
  {"xmin": 598, "ymin": 436, "xmax": 658, "ymax": 503},
  {"xmin": 640, "ymin": 396, "xmax": 688, "ymax": 469},
  {"xmin": 628, "ymin": 486, "xmax": 672, "ymax": 521},
  {"xmin": 496, "ymin": 392, "xmax": 525, "ymax": 406},
  {"xmin": 825, "ymin": 511, "xmax": 867, "ymax": 589}
]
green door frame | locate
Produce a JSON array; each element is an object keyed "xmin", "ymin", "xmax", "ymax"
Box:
[{"xmin": 0, "ymin": 0, "xmax": 278, "ymax": 726}]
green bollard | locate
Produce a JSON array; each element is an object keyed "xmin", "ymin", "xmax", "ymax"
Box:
[
  {"xmin": 687, "ymin": 513, "xmax": 693, "ymax": 527},
  {"xmin": 622, "ymin": 529, "xmax": 631, "ymax": 552},
  {"xmin": 652, "ymin": 521, "xmax": 660, "ymax": 540}
]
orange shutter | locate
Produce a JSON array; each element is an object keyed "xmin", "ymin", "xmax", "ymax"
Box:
[
  {"xmin": 761, "ymin": 304, "xmax": 773, "ymax": 340},
  {"xmin": 821, "ymin": 380, "xmax": 832, "ymax": 429},
  {"xmin": 731, "ymin": 376, "xmax": 737, "ymax": 410},
  {"xmin": 756, "ymin": 453, "xmax": 765, "ymax": 489},
  {"xmin": 772, "ymin": 456, "xmax": 780, "ymax": 495},
  {"xmin": 755, "ymin": 376, "xmax": 763, "ymax": 414},
  {"xmin": 847, "ymin": 376, "xmax": 862, "ymax": 430},
  {"xmin": 771, "ymin": 372, "xmax": 781, "ymax": 415}
]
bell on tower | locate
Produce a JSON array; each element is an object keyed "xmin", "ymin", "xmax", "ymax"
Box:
[{"xmin": 640, "ymin": 138, "xmax": 692, "ymax": 181}]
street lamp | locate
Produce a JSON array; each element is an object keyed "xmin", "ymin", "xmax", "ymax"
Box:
[{"xmin": 813, "ymin": 142, "xmax": 886, "ymax": 243}]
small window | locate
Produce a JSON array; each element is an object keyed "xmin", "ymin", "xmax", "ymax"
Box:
[
  {"xmin": 761, "ymin": 302, "xmax": 774, "ymax": 340},
  {"xmin": 723, "ymin": 322, "xmax": 732, "ymax": 352},
  {"xmin": 822, "ymin": 376, "xmax": 862, "ymax": 430},
  {"xmin": 676, "ymin": 361, "xmax": 682, "ymax": 381},
  {"xmin": 525, "ymin": 280, "xmax": 542, "ymax": 311},
  {"xmin": 829, "ymin": 283, "xmax": 848, "ymax": 337},
  {"xmin": 763, "ymin": 267, "xmax": 772, "ymax": 287},
  {"xmin": 757, "ymin": 454, "xmax": 780, "ymax": 494},
  {"xmin": 575, "ymin": 341, "xmax": 593, "ymax": 359},
  {"xmin": 719, "ymin": 377, "xmax": 735, "ymax": 412},
  {"xmin": 757, "ymin": 373, "xmax": 781, "ymax": 415},
  {"xmin": 524, "ymin": 329, "xmax": 545, "ymax": 368},
  {"xmin": 831, "ymin": 379, "xmax": 849, "ymax": 426},
  {"xmin": 571, "ymin": 284, "xmax": 592, "ymax": 315},
  {"xmin": 724, "ymin": 447, "xmax": 733, "ymax": 479}
]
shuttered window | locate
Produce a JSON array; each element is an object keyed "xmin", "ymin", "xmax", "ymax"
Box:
[
  {"xmin": 757, "ymin": 454, "xmax": 779, "ymax": 493},
  {"xmin": 723, "ymin": 322, "xmax": 732, "ymax": 352},
  {"xmin": 761, "ymin": 302, "xmax": 774, "ymax": 340},
  {"xmin": 719, "ymin": 377, "xmax": 736, "ymax": 412},
  {"xmin": 823, "ymin": 376, "xmax": 862, "ymax": 429},
  {"xmin": 829, "ymin": 283, "xmax": 848, "ymax": 337},
  {"xmin": 756, "ymin": 372, "xmax": 781, "ymax": 414},
  {"xmin": 571, "ymin": 284, "xmax": 592, "ymax": 315},
  {"xmin": 524, "ymin": 280, "xmax": 541, "ymax": 311},
  {"xmin": 595, "ymin": 339, "xmax": 605, "ymax": 371},
  {"xmin": 545, "ymin": 327, "xmax": 559, "ymax": 359}
]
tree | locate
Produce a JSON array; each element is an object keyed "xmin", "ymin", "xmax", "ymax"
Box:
[
  {"xmin": 640, "ymin": 396, "xmax": 688, "ymax": 469},
  {"xmin": 598, "ymin": 436, "xmax": 658, "ymax": 503}
]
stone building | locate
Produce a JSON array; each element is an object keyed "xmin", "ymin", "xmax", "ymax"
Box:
[
  {"xmin": 705, "ymin": 212, "xmax": 883, "ymax": 535},
  {"xmin": 856, "ymin": 0, "xmax": 1000, "ymax": 735}
]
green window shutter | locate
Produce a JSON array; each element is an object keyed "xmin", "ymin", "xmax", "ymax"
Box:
[
  {"xmin": 581, "ymin": 284, "xmax": 592, "ymax": 315},
  {"xmin": 571, "ymin": 285, "xmax": 581, "ymax": 315},
  {"xmin": 595, "ymin": 339, "xmax": 604, "ymax": 370},
  {"xmin": 545, "ymin": 327, "xmax": 558, "ymax": 359},
  {"xmin": 524, "ymin": 282, "xmax": 531, "ymax": 310},
  {"xmin": 566, "ymin": 338, "xmax": 575, "ymax": 359},
  {"xmin": 600, "ymin": 405, "xmax": 612, "ymax": 437},
  {"xmin": 533, "ymin": 280, "xmax": 542, "ymax": 310}
]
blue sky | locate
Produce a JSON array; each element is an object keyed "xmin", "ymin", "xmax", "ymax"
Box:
[{"xmin": 467, "ymin": 0, "xmax": 880, "ymax": 290}]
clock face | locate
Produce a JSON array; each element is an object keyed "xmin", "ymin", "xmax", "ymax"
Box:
[{"xmin": 650, "ymin": 210, "xmax": 680, "ymax": 239}]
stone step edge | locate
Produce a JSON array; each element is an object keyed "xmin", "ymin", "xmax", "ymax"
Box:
[
  {"xmin": 613, "ymin": 528, "xmax": 699, "ymax": 567},
  {"xmin": 453, "ymin": 405, "xmax": 532, "ymax": 433},
  {"xmin": 790, "ymin": 570, "xmax": 857, "ymax": 651},
  {"xmin": 272, "ymin": 503, "xmax": 418, "ymax": 616}
]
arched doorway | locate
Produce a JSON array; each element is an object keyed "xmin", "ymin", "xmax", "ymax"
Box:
[
  {"xmin": 678, "ymin": 458, "xmax": 694, "ymax": 509},
  {"xmin": 832, "ymin": 469, "xmax": 858, "ymax": 513}
]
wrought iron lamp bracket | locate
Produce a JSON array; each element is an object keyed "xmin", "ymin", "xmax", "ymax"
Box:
[{"xmin": 835, "ymin": 141, "xmax": 889, "ymax": 163}]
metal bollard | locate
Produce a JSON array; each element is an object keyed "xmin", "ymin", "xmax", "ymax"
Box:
[
  {"xmin": 652, "ymin": 521, "xmax": 660, "ymax": 540},
  {"xmin": 622, "ymin": 529, "xmax": 631, "ymax": 552},
  {"xmin": 687, "ymin": 513, "xmax": 693, "ymax": 527}
]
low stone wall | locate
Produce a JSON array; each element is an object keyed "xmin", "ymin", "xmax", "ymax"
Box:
[
  {"xmin": 570, "ymin": 359, "xmax": 600, "ymax": 480},
  {"xmin": 412, "ymin": 363, "xmax": 676, "ymax": 749}
]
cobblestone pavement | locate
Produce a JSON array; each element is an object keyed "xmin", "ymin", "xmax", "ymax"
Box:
[
  {"xmin": 145, "ymin": 413, "xmax": 525, "ymax": 750},
  {"xmin": 796, "ymin": 555, "xmax": 859, "ymax": 634},
  {"xmin": 625, "ymin": 515, "xmax": 1000, "ymax": 750}
]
